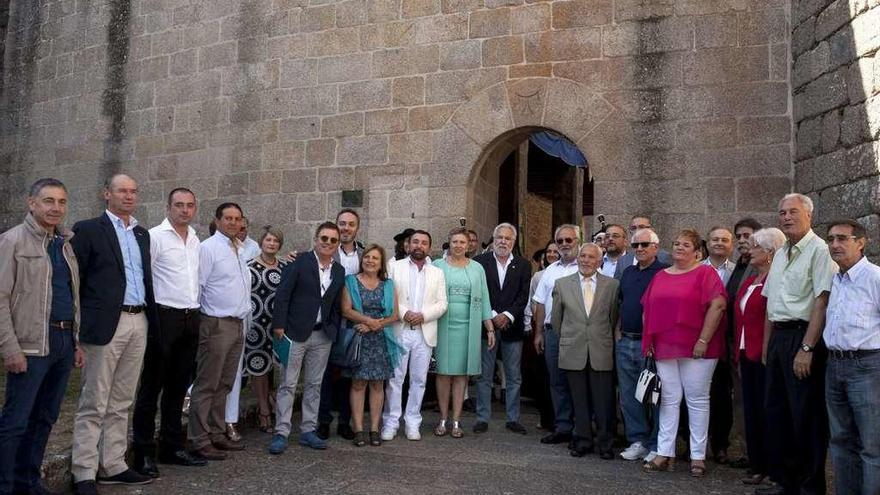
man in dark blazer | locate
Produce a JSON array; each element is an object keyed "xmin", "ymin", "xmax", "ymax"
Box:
[
  {"xmin": 70, "ymin": 174, "xmax": 159, "ymax": 494},
  {"xmin": 268, "ymin": 222, "xmax": 346, "ymax": 454},
  {"xmin": 472, "ymin": 223, "xmax": 532, "ymax": 434},
  {"xmin": 552, "ymin": 243, "xmax": 620, "ymax": 459}
]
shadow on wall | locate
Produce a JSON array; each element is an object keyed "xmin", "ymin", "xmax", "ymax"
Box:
[{"xmin": 792, "ymin": 1, "xmax": 879, "ymax": 261}]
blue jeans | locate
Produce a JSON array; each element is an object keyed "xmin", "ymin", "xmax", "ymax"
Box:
[
  {"xmin": 0, "ymin": 328, "xmax": 75, "ymax": 493},
  {"xmin": 615, "ymin": 335, "xmax": 657, "ymax": 450},
  {"xmin": 826, "ymin": 351, "xmax": 880, "ymax": 495},
  {"xmin": 542, "ymin": 326, "xmax": 572, "ymax": 433},
  {"xmin": 476, "ymin": 338, "xmax": 522, "ymax": 423}
]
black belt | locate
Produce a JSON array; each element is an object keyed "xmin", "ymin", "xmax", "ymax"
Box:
[
  {"xmin": 158, "ymin": 304, "xmax": 199, "ymax": 314},
  {"xmin": 120, "ymin": 305, "xmax": 146, "ymax": 314},
  {"xmin": 772, "ymin": 320, "xmax": 808, "ymax": 330},
  {"xmin": 621, "ymin": 332, "xmax": 642, "ymax": 340},
  {"xmin": 829, "ymin": 349, "xmax": 880, "ymax": 359},
  {"xmin": 49, "ymin": 320, "xmax": 74, "ymax": 329}
]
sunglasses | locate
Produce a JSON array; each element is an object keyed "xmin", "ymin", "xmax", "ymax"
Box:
[
  {"xmin": 318, "ymin": 235, "xmax": 339, "ymax": 244},
  {"xmin": 631, "ymin": 242, "xmax": 654, "ymax": 249},
  {"xmin": 555, "ymin": 237, "xmax": 577, "ymax": 244}
]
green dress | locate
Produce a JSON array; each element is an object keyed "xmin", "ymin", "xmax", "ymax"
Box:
[{"xmin": 433, "ymin": 259, "xmax": 493, "ymax": 375}]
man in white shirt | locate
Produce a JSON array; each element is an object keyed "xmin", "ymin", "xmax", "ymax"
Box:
[
  {"xmin": 132, "ymin": 188, "xmax": 205, "ymax": 476},
  {"xmin": 532, "ymin": 224, "xmax": 580, "ymax": 445},
  {"xmin": 187, "ymin": 203, "xmax": 250, "ymax": 461},
  {"xmin": 382, "ymin": 230, "xmax": 448, "ymax": 441}
]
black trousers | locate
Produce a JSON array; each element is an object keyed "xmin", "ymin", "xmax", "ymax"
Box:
[
  {"xmin": 565, "ymin": 362, "xmax": 614, "ymax": 453},
  {"xmin": 708, "ymin": 358, "xmax": 733, "ymax": 454},
  {"xmin": 132, "ymin": 307, "xmax": 200, "ymax": 454},
  {"xmin": 318, "ymin": 364, "xmax": 351, "ymax": 427},
  {"xmin": 739, "ymin": 353, "xmax": 769, "ymax": 475},
  {"xmin": 765, "ymin": 323, "xmax": 828, "ymax": 495}
]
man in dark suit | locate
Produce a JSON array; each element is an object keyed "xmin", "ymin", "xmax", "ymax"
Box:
[
  {"xmin": 268, "ymin": 222, "xmax": 346, "ymax": 454},
  {"xmin": 551, "ymin": 243, "xmax": 620, "ymax": 459},
  {"xmin": 472, "ymin": 223, "xmax": 532, "ymax": 434},
  {"xmin": 70, "ymin": 174, "xmax": 159, "ymax": 495}
]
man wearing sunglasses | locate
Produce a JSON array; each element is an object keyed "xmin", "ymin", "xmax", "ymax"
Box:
[
  {"xmin": 270, "ymin": 222, "xmax": 346, "ymax": 454},
  {"xmin": 615, "ymin": 229, "xmax": 669, "ymax": 462},
  {"xmin": 532, "ymin": 224, "xmax": 581, "ymax": 446},
  {"xmin": 614, "ymin": 215, "xmax": 672, "ymax": 279}
]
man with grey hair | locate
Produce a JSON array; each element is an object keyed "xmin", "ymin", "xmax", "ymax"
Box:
[
  {"xmin": 532, "ymin": 224, "xmax": 581, "ymax": 445},
  {"xmin": 615, "ymin": 228, "xmax": 668, "ymax": 462},
  {"xmin": 472, "ymin": 223, "xmax": 532, "ymax": 434},
  {"xmin": 0, "ymin": 178, "xmax": 85, "ymax": 495},
  {"xmin": 759, "ymin": 193, "xmax": 837, "ymax": 495}
]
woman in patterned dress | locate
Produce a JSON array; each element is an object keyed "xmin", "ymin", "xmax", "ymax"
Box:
[
  {"xmin": 340, "ymin": 245, "xmax": 402, "ymax": 446},
  {"xmin": 245, "ymin": 226, "xmax": 287, "ymax": 432}
]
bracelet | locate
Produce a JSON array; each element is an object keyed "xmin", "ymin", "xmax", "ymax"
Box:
[
  {"xmin": 486, "ymin": 330, "xmax": 495, "ymax": 333},
  {"xmin": 697, "ymin": 338, "xmax": 708, "ymax": 344}
]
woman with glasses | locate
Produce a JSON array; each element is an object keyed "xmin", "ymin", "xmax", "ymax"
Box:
[
  {"xmin": 733, "ymin": 228, "xmax": 785, "ymax": 486},
  {"xmin": 339, "ymin": 245, "xmax": 402, "ymax": 446},
  {"xmin": 433, "ymin": 227, "xmax": 495, "ymax": 438},
  {"xmin": 641, "ymin": 229, "xmax": 727, "ymax": 478}
]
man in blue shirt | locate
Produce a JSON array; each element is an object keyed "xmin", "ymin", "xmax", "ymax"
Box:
[
  {"xmin": 615, "ymin": 228, "xmax": 668, "ymax": 463},
  {"xmin": 0, "ymin": 178, "xmax": 84, "ymax": 495}
]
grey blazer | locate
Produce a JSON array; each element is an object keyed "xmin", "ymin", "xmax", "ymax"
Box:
[{"xmin": 551, "ymin": 272, "xmax": 620, "ymax": 372}]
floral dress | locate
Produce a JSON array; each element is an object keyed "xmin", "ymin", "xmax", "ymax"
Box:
[
  {"xmin": 344, "ymin": 278, "xmax": 393, "ymax": 381},
  {"xmin": 245, "ymin": 258, "xmax": 287, "ymax": 376}
]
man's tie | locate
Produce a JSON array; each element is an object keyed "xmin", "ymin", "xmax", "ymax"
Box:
[{"xmin": 583, "ymin": 278, "xmax": 594, "ymax": 317}]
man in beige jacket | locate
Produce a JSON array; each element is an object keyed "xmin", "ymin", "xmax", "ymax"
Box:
[{"xmin": 0, "ymin": 178, "xmax": 84, "ymax": 495}]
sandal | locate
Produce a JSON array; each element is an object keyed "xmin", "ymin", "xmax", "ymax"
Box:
[
  {"xmin": 690, "ymin": 461, "xmax": 707, "ymax": 478},
  {"xmin": 353, "ymin": 431, "xmax": 366, "ymax": 447},
  {"xmin": 434, "ymin": 419, "xmax": 448, "ymax": 436},
  {"xmin": 369, "ymin": 431, "xmax": 381, "ymax": 446},
  {"xmin": 258, "ymin": 412, "xmax": 273, "ymax": 433},
  {"xmin": 643, "ymin": 456, "xmax": 675, "ymax": 473},
  {"xmin": 450, "ymin": 421, "xmax": 463, "ymax": 439}
]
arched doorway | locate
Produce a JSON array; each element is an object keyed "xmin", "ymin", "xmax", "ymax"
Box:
[{"xmin": 468, "ymin": 127, "xmax": 594, "ymax": 259}]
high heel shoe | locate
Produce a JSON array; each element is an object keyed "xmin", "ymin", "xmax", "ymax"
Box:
[
  {"xmin": 450, "ymin": 421, "xmax": 463, "ymax": 439},
  {"xmin": 353, "ymin": 431, "xmax": 366, "ymax": 447},
  {"xmin": 369, "ymin": 431, "xmax": 381, "ymax": 446},
  {"xmin": 434, "ymin": 419, "xmax": 447, "ymax": 436},
  {"xmin": 258, "ymin": 413, "xmax": 273, "ymax": 433},
  {"xmin": 643, "ymin": 456, "xmax": 675, "ymax": 473}
]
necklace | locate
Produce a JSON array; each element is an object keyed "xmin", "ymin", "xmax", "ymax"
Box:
[{"xmin": 260, "ymin": 254, "xmax": 277, "ymax": 267}]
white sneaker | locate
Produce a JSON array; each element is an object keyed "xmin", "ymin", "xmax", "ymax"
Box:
[
  {"xmin": 405, "ymin": 428, "xmax": 421, "ymax": 441},
  {"xmin": 380, "ymin": 428, "xmax": 397, "ymax": 441},
  {"xmin": 620, "ymin": 441, "xmax": 649, "ymax": 461},
  {"xmin": 643, "ymin": 451, "xmax": 658, "ymax": 463}
]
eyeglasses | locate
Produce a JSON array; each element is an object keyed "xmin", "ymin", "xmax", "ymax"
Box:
[
  {"xmin": 555, "ymin": 237, "xmax": 576, "ymax": 244},
  {"xmin": 826, "ymin": 234, "xmax": 858, "ymax": 244},
  {"xmin": 319, "ymin": 235, "xmax": 339, "ymax": 244},
  {"xmin": 631, "ymin": 242, "xmax": 654, "ymax": 249},
  {"xmin": 629, "ymin": 224, "xmax": 651, "ymax": 232}
]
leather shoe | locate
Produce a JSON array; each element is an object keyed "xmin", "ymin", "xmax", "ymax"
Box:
[
  {"xmin": 472, "ymin": 421, "xmax": 489, "ymax": 433},
  {"xmin": 158, "ymin": 449, "xmax": 208, "ymax": 467},
  {"xmin": 599, "ymin": 450, "xmax": 615, "ymax": 460},
  {"xmin": 134, "ymin": 455, "xmax": 160, "ymax": 478},
  {"xmin": 754, "ymin": 485, "xmax": 784, "ymax": 495},
  {"xmin": 337, "ymin": 424, "xmax": 355, "ymax": 440},
  {"xmin": 505, "ymin": 422, "xmax": 527, "ymax": 434},
  {"xmin": 212, "ymin": 438, "xmax": 245, "ymax": 451},
  {"xmin": 189, "ymin": 445, "xmax": 227, "ymax": 461},
  {"xmin": 316, "ymin": 424, "xmax": 330, "ymax": 440},
  {"xmin": 569, "ymin": 445, "xmax": 594, "ymax": 457},
  {"xmin": 72, "ymin": 480, "xmax": 98, "ymax": 495},
  {"xmin": 540, "ymin": 432, "xmax": 572, "ymax": 444}
]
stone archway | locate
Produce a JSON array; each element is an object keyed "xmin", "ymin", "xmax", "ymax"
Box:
[{"xmin": 421, "ymin": 77, "xmax": 620, "ymax": 241}]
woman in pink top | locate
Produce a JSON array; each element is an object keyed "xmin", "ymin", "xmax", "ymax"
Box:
[{"xmin": 641, "ymin": 229, "xmax": 727, "ymax": 478}]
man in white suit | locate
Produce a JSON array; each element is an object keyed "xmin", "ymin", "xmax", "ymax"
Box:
[{"xmin": 382, "ymin": 230, "xmax": 448, "ymax": 441}]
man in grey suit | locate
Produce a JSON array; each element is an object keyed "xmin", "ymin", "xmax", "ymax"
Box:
[{"xmin": 551, "ymin": 243, "xmax": 620, "ymax": 459}]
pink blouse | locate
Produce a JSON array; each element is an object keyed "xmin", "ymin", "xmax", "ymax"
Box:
[{"xmin": 641, "ymin": 264, "xmax": 727, "ymax": 360}]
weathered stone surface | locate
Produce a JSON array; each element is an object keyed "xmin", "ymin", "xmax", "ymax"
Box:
[
  {"xmin": 392, "ymin": 76, "xmax": 426, "ymax": 106},
  {"xmin": 451, "ymin": 83, "xmax": 512, "ymax": 146},
  {"xmin": 736, "ymin": 176, "xmax": 793, "ymax": 212},
  {"xmin": 365, "ymin": 108, "xmax": 409, "ymax": 134},
  {"xmin": 440, "ymin": 40, "xmax": 482, "ymax": 70},
  {"xmin": 306, "ymin": 138, "xmax": 337, "ymax": 166},
  {"xmin": 425, "ymin": 67, "xmax": 507, "ymax": 103},
  {"xmin": 337, "ymin": 135, "xmax": 389, "ymax": 164},
  {"xmin": 321, "ymin": 112, "xmax": 365, "ymax": 137},
  {"xmin": 317, "ymin": 53, "xmax": 372, "ymax": 83},
  {"xmin": 372, "ymin": 45, "xmax": 440, "ymax": 77},
  {"xmin": 506, "ymin": 78, "xmax": 547, "ymax": 127},
  {"xmin": 409, "ymin": 103, "xmax": 458, "ymax": 130},
  {"xmin": 739, "ymin": 8, "xmax": 787, "ymax": 45},
  {"xmin": 339, "ymin": 80, "xmax": 393, "ymax": 111},
  {"xmin": 739, "ymin": 116, "xmax": 792, "ymax": 146},
  {"xmin": 695, "ymin": 13, "xmax": 738, "ymax": 48},
  {"xmin": 544, "ymin": 78, "xmax": 614, "ymax": 142},
  {"xmin": 524, "ymin": 28, "xmax": 600, "ymax": 62},
  {"xmin": 793, "ymin": 41, "xmax": 830, "ymax": 89},
  {"xmin": 468, "ymin": 8, "xmax": 511, "ymax": 38},
  {"xmin": 793, "ymin": 67, "xmax": 849, "ymax": 122},
  {"xmin": 683, "ymin": 46, "xmax": 769, "ymax": 86},
  {"xmin": 511, "ymin": 4, "xmax": 550, "ymax": 34},
  {"xmin": 389, "ymin": 131, "xmax": 434, "ymax": 162},
  {"xmin": 402, "ymin": 0, "xmax": 441, "ymax": 18},
  {"xmin": 482, "ymin": 36, "xmax": 524, "ymax": 66},
  {"xmin": 821, "ymin": 109, "xmax": 841, "ymax": 152}
]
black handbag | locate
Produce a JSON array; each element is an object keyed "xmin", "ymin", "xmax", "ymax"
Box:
[{"xmin": 341, "ymin": 332, "xmax": 362, "ymax": 369}]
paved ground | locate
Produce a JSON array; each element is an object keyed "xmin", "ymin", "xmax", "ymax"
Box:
[{"xmin": 96, "ymin": 408, "xmax": 760, "ymax": 495}]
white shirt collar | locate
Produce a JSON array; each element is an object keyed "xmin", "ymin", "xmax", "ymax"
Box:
[
  {"xmin": 493, "ymin": 252, "xmax": 513, "ymax": 267},
  {"xmin": 156, "ymin": 217, "xmax": 195, "ymax": 237}
]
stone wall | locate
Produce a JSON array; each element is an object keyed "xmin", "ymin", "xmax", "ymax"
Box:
[
  {"xmin": 1, "ymin": 0, "xmax": 794, "ymax": 250},
  {"xmin": 792, "ymin": 0, "xmax": 880, "ymax": 258}
]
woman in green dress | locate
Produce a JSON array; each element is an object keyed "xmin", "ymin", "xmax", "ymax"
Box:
[{"xmin": 433, "ymin": 227, "xmax": 495, "ymax": 438}]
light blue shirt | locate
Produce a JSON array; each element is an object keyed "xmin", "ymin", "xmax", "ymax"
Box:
[
  {"xmin": 199, "ymin": 231, "xmax": 251, "ymax": 319},
  {"xmin": 702, "ymin": 258, "xmax": 736, "ymax": 285},
  {"xmin": 105, "ymin": 210, "xmax": 145, "ymax": 306},
  {"xmin": 824, "ymin": 256, "xmax": 880, "ymax": 351}
]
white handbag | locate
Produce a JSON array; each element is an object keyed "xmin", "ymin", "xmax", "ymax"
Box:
[{"xmin": 635, "ymin": 357, "xmax": 661, "ymax": 406}]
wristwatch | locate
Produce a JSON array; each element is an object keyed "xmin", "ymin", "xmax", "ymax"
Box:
[{"xmin": 800, "ymin": 343, "xmax": 814, "ymax": 353}]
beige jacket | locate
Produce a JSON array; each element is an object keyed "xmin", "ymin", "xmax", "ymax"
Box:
[
  {"xmin": 551, "ymin": 271, "xmax": 619, "ymax": 372},
  {"xmin": 0, "ymin": 213, "xmax": 80, "ymax": 359},
  {"xmin": 388, "ymin": 257, "xmax": 448, "ymax": 347}
]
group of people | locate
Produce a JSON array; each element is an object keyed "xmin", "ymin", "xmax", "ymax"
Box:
[{"xmin": 0, "ymin": 174, "xmax": 876, "ymax": 495}]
